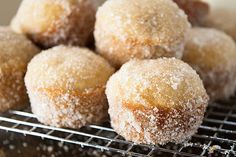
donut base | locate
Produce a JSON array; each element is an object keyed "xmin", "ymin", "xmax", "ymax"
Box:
[
  {"xmin": 0, "ymin": 70, "xmax": 28, "ymax": 113},
  {"xmin": 29, "ymin": 87, "xmax": 108, "ymax": 129},
  {"xmin": 109, "ymin": 101, "xmax": 207, "ymax": 145},
  {"xmin": 198, "ymin": 67, "xmax": 236, "ymax": 101}
]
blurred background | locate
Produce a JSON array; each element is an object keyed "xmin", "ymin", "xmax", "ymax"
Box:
[
  {"xmin": 0, "ymin": 0, "xmax": 235, "ymax": 24},
  {"xmin": 0, "ymin": 1, "xmax": 21, "ymax": 25},
  {"xmin": 1, "ymin": 0, "xmax": 236, "ymax": 26}
]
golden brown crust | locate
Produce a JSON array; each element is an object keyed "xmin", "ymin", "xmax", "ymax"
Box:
[
  {"xmin": 29, "ymin": 86, "xmax": 108, "ymax": 128},
  {"xmin": 111, "ymin": 102, "xmax": 206, "ymax": 144},
  {"xmin": 95, "ymin": 0, "xmax": 190, "ymax": 68},
  {"xmin": 183, "ymin": 28, "xmax": 236, "ymax": 101},
  {"xmin": 0, "ymin": 27, "xmax": 39, "ymax": 113},
  {"xmin": 106, "ymin": 58, "xmax": 209, "ymax": 145},
  {"xmin": 25, "ymin": 46, "xmax": 115, "ymax": 128},
  {"xmin": 0, "ymin": 67, "xmax": 28, "ymax": 112},
  {"xmin": 11, "ymin": 0, "xmax": 104, "ymax": 48}
]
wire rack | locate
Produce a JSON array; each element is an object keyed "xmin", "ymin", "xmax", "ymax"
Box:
[{"xmin": 0, "ymin": 97, "xmax": 236, "ymax": 157}]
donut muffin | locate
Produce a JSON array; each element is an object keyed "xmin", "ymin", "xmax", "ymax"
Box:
[
  {"xmin": 11, "ymin": 0, "xmax": 105, "ymax": 48},
  {"xmin": 183, "ymin": 28, "xmax": 236, "ymax": 101},
  {"xmin": 173, "ymin": 0, "xmax": 209, "ymax": 26},
  {"xmin": 106, "ymin": 58, "xmax": 209, "ymax": 145},
  {"xmin": 202, "ymin": 0, "xmax": 236, "ymax": 41},
  {"xmin": 0, "ymin": 27, "xmax": 39, "ymax": 113},
  {"xmin": 95, "ymin": 0, "xmax": 190, "ymax": 68},
  {"xmin": 25, "ymin": 46, "xmax": 115, "ymax": 128}
]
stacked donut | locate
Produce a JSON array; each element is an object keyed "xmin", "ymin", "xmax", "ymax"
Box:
[{"xmin": 0, "ymin": 0, "xmax": 235, "ymax": 146}]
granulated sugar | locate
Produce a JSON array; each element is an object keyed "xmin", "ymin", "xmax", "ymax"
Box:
[{"xmin": 106, "ymin": 58, "xmax": 209, "ymax": 145}]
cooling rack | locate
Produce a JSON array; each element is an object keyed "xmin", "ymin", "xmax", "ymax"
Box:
[{"xmin": 0, "ymin": 98, "xmax": 236, "ymax": 157}]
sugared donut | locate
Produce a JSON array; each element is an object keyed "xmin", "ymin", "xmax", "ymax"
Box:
[
  {"xmin": 173, "ymin": 0, "xmax": 209, "ymax": 26},
  {"xmin": 25, "ymin": 46, "xmax": 115, "ymax": 128},
  {"xmin": 202, "ymin": 0, "xmax": 236, "ymax": 41},
  {"xmin": 106, "ymin": 58, "xmax": 209, "ymax": 145},
  {"xmin": 11, "ymin": 0, "xmax": 105, "ymax": 48},
  {"xmin": 0, "ymin": 27, "xmax": 39, "ymax": 113},
  {"xmin": 94, "ymin": 0, "xmax": 190, "ymax": 68},
  {"xmin": 183, "ymin": 28, "xmax": 236, "ymax": 101}
]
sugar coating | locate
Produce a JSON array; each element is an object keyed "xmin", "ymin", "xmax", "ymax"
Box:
[
  {"xmin": 25, "ymin": 46, "xmax": 115, "ymax": 128},
  {"xmin": 94, "ymin": 0, "xmax": 191, "ymax": 68},
  {"xmin": 183, "ymin": 28, "xmax": 236, "ymax": 101},
  {"xmin": 0, "ymin": 27, "xmax": 40, "ymax": 113},
  {"xmin": 11, "ymin": 0, "xmax": 105, "ymax": 48},
  {"xmin": 106, "ymin": 58, "xmax": 209, "ymax": 145}
]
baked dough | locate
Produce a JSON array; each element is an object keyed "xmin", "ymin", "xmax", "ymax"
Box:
[
  {"xmin": 106, "ymin": 58, "xmax": 209, "ymax": 145},
  {"xmin": 25, "ymin": 45, "xmax": 115, "ymax": 128}
]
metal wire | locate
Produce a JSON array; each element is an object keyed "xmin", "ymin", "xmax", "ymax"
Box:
[{"xmin": 0, "ymin": 99, "xmax": 235, "ymax": 157}]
